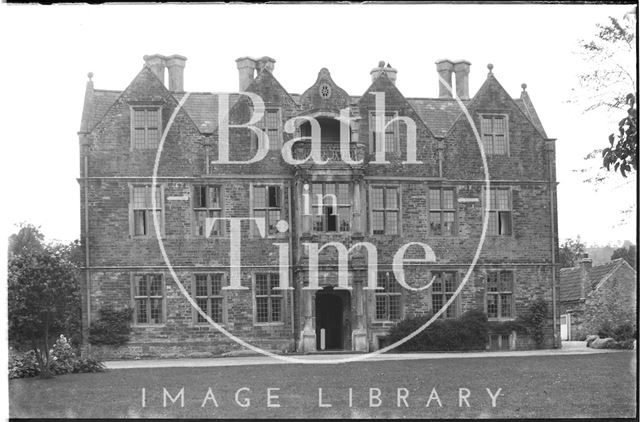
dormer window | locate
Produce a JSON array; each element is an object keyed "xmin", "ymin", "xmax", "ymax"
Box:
[
  {"xmin": 370, "ymin": 111, "xmax": 399, "ymax": 154},
  {"xmin": 131, "ymin": 106, "xmax": 161, "ymax": 150},
  {"xmin": 252, "ymin": 108, "xmax": 281, "ymax": 151},
  {"xmin": 480, "ymin": 114, "xmax": 508, "ymax": 156}
]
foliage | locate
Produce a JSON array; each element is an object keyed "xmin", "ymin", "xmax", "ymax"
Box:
[
  {"xmin": 607, "ymin": 339, "xmax": 636, "ymax": 350},
  {"xmin": 385, "ymin": 310, "xmax": 488, "ymax": 352},
  {"xmin": 50, "ymin": 240, "xmax": 83, "ymax": 347},
  {"xmin": 8, "ymin": 350, "xmax": 40, "ymax": 379},
  {"xmin": 88, "ymin": 307, "xmax": 133, "ymax": 345},
  {"xmin": 8, "ymin": 223, "xmax": 44, "ymax": 260},
  {"xmin": 386, "ymin": 300, "xmax": 551, "ymax": 352},
  {"xmin": 8, "ymin": 230, "xmax": 80, "ymax": 378},
  {"xmin": 558, "ymin": 237, "xmax": 586, "ymax": 268},
  {"xmin": 571, "ymin": 11, "xmax": 637, "ymax": 185},
  {"xmin": 9, "ymin": 335, "xmax": 105, "ymax": 379},
  {"xmin": 597, "ymin": 321, "xmax": 637, "ymax": 342},
  {"xmin": 611, "ymin": 244, "xmax": 637, "ymax": 269},
  {"xmin": 517, "ymin": 298, "xmax": 549, "ymax": 347},
  {"xmin": 603, "ymin": 93, "xmax": 637, "ymax": 177}
]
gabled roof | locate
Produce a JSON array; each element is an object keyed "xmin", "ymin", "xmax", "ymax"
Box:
[
  {"xmin": 558, "ymin": 258, "xmax": 633, "ymax": 302},
  {"xmin": 516, "ymin": 91, "xmax": 548, "ymax": 138},
  {"xmin": 89, "ymin": 90, "xmax": 120, "ymax": 132},
  {"xmin": 82, "ymin": 68, "xmax": 548, "ymax": 140},
  {"xmin": 173, "ymin": 92, "xmax": 240, "ymax": 133},
  {"xmin": 407, "ymin": 98, "xmax": 471, "ymax": 138}
]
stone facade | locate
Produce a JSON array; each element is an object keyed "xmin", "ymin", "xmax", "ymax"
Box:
[
  {"xmin": 78, "ymin": 55, "xmax": 559, "ymax": 358},
  {"xmin": 559, "ymin": 258, "xmax": 637, "ymax": 341}
]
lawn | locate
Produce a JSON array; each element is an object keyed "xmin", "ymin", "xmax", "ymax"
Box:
[{"xmin": 9, "ymin": 352, "xmax": 637, "ymax": 419}]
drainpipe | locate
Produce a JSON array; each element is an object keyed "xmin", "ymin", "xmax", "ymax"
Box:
[
  {"xmin": 547, "ymin": 139, "xmax": 558, "ymax": 348},
  {"xmin": 83, "ymin": 152, "xmax": 91, "ymax": 328},
  {"xmin": 288, "ymin": 183, "xmax": 296, "ymax": 348}
]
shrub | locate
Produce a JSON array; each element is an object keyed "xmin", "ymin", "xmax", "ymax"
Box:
[
  {"xmin": 385, "ymin": 310, "xmax": 488, "ymax": 352},
  {"xmin": 517, "ymin": 298, "xmax": 548, "ymax": 347},
  {"xmin": 598, "ymin": 322, "xmax": 637, "ymax": 342},
  {"xmin": 88, "ymin": 307, "xmax": 133, "ymax": 345},
  {"xmin": 604, "ymin": 339, "xmax": 635, "ymax": 349},
  {"xmin": 9, "ymin": 335, "xmax": 105, "ymax": 379},
  {"xmin": 72, "ymin": 357, "xmax": 106, "ymax": 373},
  {"xmin": 9, "ymin": 350, "xmax": 40, "ymax": 379}
]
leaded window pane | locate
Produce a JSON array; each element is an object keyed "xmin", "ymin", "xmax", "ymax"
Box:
[
  {"xmin": 254, "ymin": 187, "xmax": 266, "ymax": 208},
  {"xmin": 371, "ymin": 188, "xmax": 384, "ymax": 209}
]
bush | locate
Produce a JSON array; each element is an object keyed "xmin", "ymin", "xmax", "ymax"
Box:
[
  {"xmin": 88, "ymin": 307, "xmax": 133, "ymax": 345},
  {"xmin": 517, "ymin": 298, "xmax": 548, "ymax": 347},
  {"xmin": 72, "ymin": 357, "xmax": 106, "ymax": 373},
  {"xmin": 598, "ymin": 322, "xmax": 636, "ymax": 342},
  {"xmin": 385, "ymin": 310, "xmax": 488, "ymax": 352},
  {"xmin": 9, "ymin": 350, "xmax": 40, "ymax": 379},
  {"xmin": 9, "ymin": 335, "xmax": 105, "ymax": 379},
  {"xmin": 603, "ymin": 338, "xmax": 635, "ymax": 349}
]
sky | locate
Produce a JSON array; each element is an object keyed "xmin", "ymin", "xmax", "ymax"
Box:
[{"xmin": 0, "ymin": 3, "xmax": 636, "ymax": 248}]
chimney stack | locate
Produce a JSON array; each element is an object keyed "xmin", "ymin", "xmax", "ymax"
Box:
[
  {"xmin": 370, "ymin": 61, "xmax": 397, "ymax": 84},
  {"xmin": 166, "ymin": 54, "xmax": 187, "ymax": 92},
  {"xmin": 236, "ymin": 57, "xmax": 256, "ymax": 91},
  {"xmin": 435, "ymin": 59, "xmax": 454, "ymax": 98},
  {"xmin": 578, "ymin": 253, "xmax": 593, "ymax": 271},
  {"xmin": 144, "ymin": 54, "xmax": 166, "ymax": 83},
  {"xmin": 453, "ymin": 60, "xmax": 471, "ymax": 100},
  {"xmin": 578, "ymin": 253, "xmax": 592, "ymax": 299},
  {"xmin": 256, "ymin": 56, "xmax": 276, "ymax": 73}
]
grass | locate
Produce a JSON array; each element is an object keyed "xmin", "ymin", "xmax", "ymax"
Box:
[{"xmin": 9, "ymin": 352, "xmax": 637, "ymax": 419}]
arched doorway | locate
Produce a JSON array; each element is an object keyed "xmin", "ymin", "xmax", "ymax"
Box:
[{"xmin": 315, "ymin": 287, "xmax": 351, "ymax": 350}]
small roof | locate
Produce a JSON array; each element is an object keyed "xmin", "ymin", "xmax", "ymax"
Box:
[{"xmin": 558, "ymin": 259, "xmax": 630, "ymax": 302}]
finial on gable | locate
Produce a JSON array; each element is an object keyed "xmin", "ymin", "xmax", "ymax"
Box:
[
  {"xmin": 87, "ymin": 72, "xmax": 93, "ymax": 82},
  {"xmin": 370, "ymin": 60, "xmax": 397, "ymax": 84},
  {"xmin": 487, "ymin": 63, "xmax": 494, "ymax": 75},
  {"xmin": 521, "ymin": 83, "xmax": 527, "ymax": 91}
]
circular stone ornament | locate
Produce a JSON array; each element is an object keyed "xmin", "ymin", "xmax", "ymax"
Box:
[{"xmin": 319, "ymin": 83, "xmax": 332, "ymax": 99}]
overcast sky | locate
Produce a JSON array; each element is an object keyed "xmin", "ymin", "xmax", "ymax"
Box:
[{"xmin": 0, "ymin": 3, "xmax": 636, "ymax": 247}]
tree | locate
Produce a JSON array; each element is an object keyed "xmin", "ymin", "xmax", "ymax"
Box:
[
  {"xmin": 50, "ymin": 239, "xmax": 84, "ymax": 347},
  {"xmin": 9, "ymin": 246, "xmax": 78, "ymax": 378},
  {"xmin": 603, "ymin": 92, "xmax": 637, "ymax": 178},
  {"xmin": 611, "ymin": 244, "xmax": 637, "ymax": 269},
  {"xmin": 8, "ymin": 223, "xmax": 44, "ymax": 259},
  {"xmin": 572, "ymin": 10, "xmax": 637, "ymax": 178},
  {"xmin": 558, "ymin": 237, "xmax": 586, "ymax": 268}
]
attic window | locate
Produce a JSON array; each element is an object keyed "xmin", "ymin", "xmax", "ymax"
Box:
[
  {"xmin": 480, "ymin": 114, "xmax": 508, "ymax": 156},
  {"xmin": 319, "ymin": 84, "xmax": 331, "ymax": 99},
  {"xmin": 131, "ymin": 106, "xmax": 161, "ymax": 149},
  {"xmin": 252, "ymin": 108, "xmax": 281, "ymax": 151}
]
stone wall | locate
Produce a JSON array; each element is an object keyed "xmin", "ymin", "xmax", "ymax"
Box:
[{"xmin": 80, "ymin": 59, "xmax": 558, "ymax": 359}]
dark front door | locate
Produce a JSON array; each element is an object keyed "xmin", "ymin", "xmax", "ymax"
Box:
[{"xmin": 315, "ymin": 293, "xmax": 343, "ymax": 350}]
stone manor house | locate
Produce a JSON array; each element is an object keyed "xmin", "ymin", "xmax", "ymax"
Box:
[{"xmin": 78, "ymin": 54, "xmax": 559, "ymax": 358}]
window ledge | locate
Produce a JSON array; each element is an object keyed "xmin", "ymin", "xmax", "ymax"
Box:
[
  {"xmin": 133, "ymin": 323, "xmax": 167, "ymax": 328},
  {"xmin": 253, "ymin": 322, "xmax": 285, "ymax": 327}
]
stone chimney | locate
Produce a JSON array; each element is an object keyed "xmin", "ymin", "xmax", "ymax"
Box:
[
  {"xmin": 453, "ymin": 60, "xmax": 471, "ymax": 100},
  {"xmin": 166, "ymin": 54, "xmax": 187, "ymax": 92},
  {"xmin": 435, "ymin": 59, "xmax": 454, "ymax": 98},
  {"xmin": 144, "ymin": 54, "xmax": 166, "ymax": 83},
  {"xmin": 578, "ymin": 253, "xmax": 593, "ymax": 271},
  {"xmin": 236, "ymin": 57, "xmax": 256, "ymax": 91},
  {"xmin": 256, "ymin": 56, "xmax": 276, "ymax": 73},
  {"xmin": 370, "ymin": 61, "xmax": 397, "ymax": 84},
  {"xmin": 578, "ymin": 253, "xmax": 592, "ymax": 299}
]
